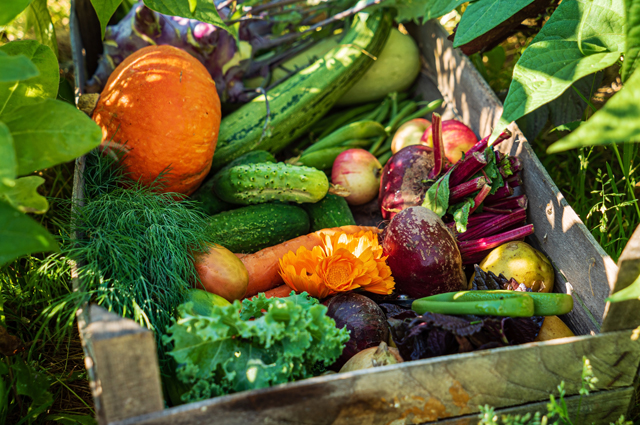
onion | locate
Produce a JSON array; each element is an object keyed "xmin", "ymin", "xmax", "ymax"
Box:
[{"xmin": 339, "ymin": 342, "xmax": 403, "ymax": 373}]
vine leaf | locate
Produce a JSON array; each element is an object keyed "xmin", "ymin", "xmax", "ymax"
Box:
[
  {"xmin": 453, "ymin": 0, "xmax": 535, "ymax": 48},
  {"xmin": 0, "ymin": 200, "xmax": 58, "ymax": 266},
  {"xmin": 143, "ymin": 0, "xmax": 236, "ymax": 39},
  {"xmin": 0, "ymin": 51, "xmax": 39, "ymax": 82},
  {"xmin": 27, "ymin": 0, "xmax": 58, "ymax": 58},
  {"xmin": 1, "ymin": 176, "xmax": 49, "ymax": 214},
  {"xmin": 0, "ymin": 0, "xmax": 33, "ymax": 26},
  {"xmin": 622, "ymin": 0, "xmax": 640, "ymax": 82},
  {"xmin": 547, "ymin": 67, "xmax": 640, "ymax": 152},
  {"xmin": 0, "ymin": 122, "xmax": 17, "ymax": 190},
  {"xmin": 89, "ymin": 0, "xmax": 124, "ymax": 39},
  {"xmin": 490, "ymin": 0, "xmax": 625, "ymax": 141},
  {"xmin": 382, "ymin": 0, "xmax": 467, "ymax": 24}
]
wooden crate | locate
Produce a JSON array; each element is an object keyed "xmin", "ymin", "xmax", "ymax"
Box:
[{"xmin": 69, "ymin": 1, "xmax": 640, "ymax": 423}]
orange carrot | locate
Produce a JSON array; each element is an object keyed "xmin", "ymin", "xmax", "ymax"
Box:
[
  {"xmin": 258, "ymin": 284, "xmax": 294, "ymax": 299},
  {"xmin": 239, "ymin": 225, "xmax": 380, "ymax": 297}
]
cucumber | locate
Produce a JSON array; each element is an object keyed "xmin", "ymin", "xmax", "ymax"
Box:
[
  {"xmin": 211, "ymin": 11, "xmax": 393, "ymax": 170},
  {"xmin": 214, "ymin": 162, "xmax": 329, "ymax": 205},
  {"xmin": 302, "ymin": 194, "xmax": 356, "ymax": 231},
  {"xmin": 208, "ymin": 204, "xmax": 310, "ymax": 253},
  {"xmin": 191, "ymin": 150, "xmax": 277, "ymax": 215}
]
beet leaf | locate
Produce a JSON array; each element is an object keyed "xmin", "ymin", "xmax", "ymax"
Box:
[
  {"xmin": 448, "ymin": 198, "xmax": 474, "ymax": 233},
  {"xmin": 421, "ymin": 172, "xmax": 450, "ymax": 217}
]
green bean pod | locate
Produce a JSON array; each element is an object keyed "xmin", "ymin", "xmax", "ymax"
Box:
[
  {"xmin": 305, "ymin": 120, "xmax": 386, "ymax": 154},
  {"xmin": 398, "ymin": 99, "xmax": 444, "ymax": 125},
  {"xmin": 315, "ymin": 102, "xmax": 379, "ymax": 140},
  {"xmin": 385, "ymin": 101, "xmax": 418, "ymax": 134},
  {"xmin": 377, "ymin": 151, "xmax": 393, "ymax": 167},
  {"xmin": 412, "ymin": 294, "xmax": 535, "ymax": 317},
  {"xmin": 298, "ymin": 146, "xmax": 349, "ymax": 170},
  {"xmin": 341, "ymin": 138, "xmax": 374, "ymax": 148}
]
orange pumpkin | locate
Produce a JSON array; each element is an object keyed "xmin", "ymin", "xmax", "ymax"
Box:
[{"xmin": 92, "ymin": 45, "xmax": 221, "ymax": 195}]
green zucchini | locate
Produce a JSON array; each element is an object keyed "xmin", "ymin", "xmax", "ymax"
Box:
[
  {"xmin": 191, "ymin": 150, "xmax": 277, "ymax": 215},
  {"xmin": 302, "ymin": 194, "xmax": 356, "ymax": 231},
  {"xmin": 211, "ymin": 11, "xmax": 393, "ymax": 170},
  {"xmin": 208, "ymin": 203, "xmax": 310, "ymax": 253},
  {"xmin": 214, "ymin": 162, "xmax": 329, "ymax": 205}
]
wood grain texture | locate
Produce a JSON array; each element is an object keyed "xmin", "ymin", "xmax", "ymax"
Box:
[
  {"xmin": 109, "ymin": 330, "xmax": 640, "ymax": 425},
  {"xmin": 408, "ymin": 21, "xmax": 619, "ymax": 336},
  {"xmin": 84, "ymin": 305, "xmax": 164, "ymax": 424},
  {"xmin": 602, "ymin": 224, "xmax": 640, "ymax": 332},
  {"xmin": 424, "ymin": 386, "xmax": 635, "ymax": 425}
]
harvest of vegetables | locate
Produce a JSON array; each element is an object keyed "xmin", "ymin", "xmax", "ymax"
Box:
[{"xmin": 68, "ymin": 0, "xmax": 579, "ymax": 411}]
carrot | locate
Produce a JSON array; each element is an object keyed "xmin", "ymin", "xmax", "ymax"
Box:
[
  {"xmin": 239, "ymin": 225, "xmax": 380, "ymax": 297},
  {"xmin": 252, "ymin": 284, "xmax": 294, "ymax": 299}
]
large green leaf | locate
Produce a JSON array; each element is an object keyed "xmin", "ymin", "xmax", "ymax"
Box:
[
  {"xmin": 0, "ymin": 200, "xmax": 58, "ymax": 266},
  {"xmin": 0, "ymin": 0, "xmax": 34, "ymax": 26},
  {"xmin": 547, "ymin": 67, "xmax": 640, "ymax": 152},
  {"xmin": 0, "ymin": 122, "xmax": 17, "ymax": 188},
  {"xmin": 0, "ymin": 40, "xmax": 58, "ymax": 117},
  {"xmin": 453, "ymin": 0, "xmax": 535, "ymax": 47},
  {"xmin": 622, "ymin": 0, "xmax": 640, "ymax": 81},
  {"xmin": 3, "ymin": 99, "xmax": 102, "ymax": 176},
  {"xmin": 143, "ymin": 0, "xmax": 235, "ymax": 38},
  {"xmin": 384, "ymin": 0, "xmax": 467, "ymax": 23},
  {"xmin": 90, "ymin": 0, "xmax": 124, "ymax": 39},
  {"xmin": 0, "ymin": 51, "xmax": 39, "ymax": 82},
  {"xmin": 0, "ymin": 176, "xmax": 48, "ymax": 214},
  {"xmin": 491, "ymin": 0, "xmax": 625, "ymax": 140},
  {"xmin": 27, "ymin": 0, "xmax": 58, "ymax": 59}
]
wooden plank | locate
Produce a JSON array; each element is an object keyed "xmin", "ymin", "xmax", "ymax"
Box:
[
  {"xmin": 82, "ymin": 305, "xmax": 164, "ymax": 424},
  {"xmin": 602, "ymin": 224, "xmax": 640, "ymax": 332},
  {"xmin": 408, "ymin": 21, "xmax": 619, "ymax": 335},
  {"xmin": 109, "ymin": 330, "xmax": 640, "ymax": 425},
  {"xmin": 428, "ymin": 386, "xmax": 636, "ymax": 425}
]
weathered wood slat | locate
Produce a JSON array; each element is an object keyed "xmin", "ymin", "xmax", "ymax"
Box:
[
  {"xmin": 602, "ymin": 224, "xmax": 640, "ymax": 332},
  {"xmin": 108, "ymin": 330, "xmax": 640, "ymax": 425},
  {"xmin": 408, "ymin": 21, "xmax": 619, "ymax": 335},
  {"xmin": 426, "ymin": 386, "xmax": 635, "ymax": 425},
  {"xmin": 83, "ymin": 305, "xmax": 164, "ymax": 423}
]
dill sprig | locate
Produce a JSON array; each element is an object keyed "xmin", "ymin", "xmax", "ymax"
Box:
[{"xmin": 60, "ymin": 150, "xmax": 216, "ymax": 363}]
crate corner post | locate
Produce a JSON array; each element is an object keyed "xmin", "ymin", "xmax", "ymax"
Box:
[{"xmin": 80, "ymin": 304, "xmax": 164, "ymax": 424}]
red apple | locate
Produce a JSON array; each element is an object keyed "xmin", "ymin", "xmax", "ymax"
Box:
[
  {"xmin": 332, "ymin": 149, "xmax": 382, "ymax": 206},
  {"xmin": 391, "ymin": 118, "xmax": 431, "ymax": 154},
  {"xmin": 421, "ymin": 119, "xmax": 478, "ymax": 164}
]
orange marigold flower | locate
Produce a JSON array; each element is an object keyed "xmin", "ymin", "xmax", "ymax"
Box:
[{"xmin": 278, "ymin": 230, "xmax": 394, "ymax": 298}]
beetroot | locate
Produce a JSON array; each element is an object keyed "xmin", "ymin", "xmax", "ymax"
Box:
[
  {"xmin": 382, "ymin": 206, "xmax": 467, "ymax": 297},
  {"xmin": 378, "ymin": 144, "xmax": 434, "ymax": 220},
  {"xmin": 325, "ymin": 293, "xmax": 389, "ymax": 369}
]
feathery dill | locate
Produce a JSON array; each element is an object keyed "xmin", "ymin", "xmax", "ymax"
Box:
[{"xmin": 61, "ymin": 149, "xmax": 215, "ymax": 364}]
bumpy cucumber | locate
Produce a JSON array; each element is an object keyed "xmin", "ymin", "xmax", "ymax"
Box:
[
  {"xmin": 208, "ymin": 203, "xmax": 310, "ymax": 253},
  {"xmin": 211, "ymin": 11, "xmax": 393, "ymax": 170},
  {"xmin": 214, "ymin": 162, "xmax": 329, "ymax": 205},
  {"xmin": 302, "ymin": 194, "xmax": 356, "ymax": 231},
  {"xmin": 191, "ymin": 150, "xmax": 277, "ymax": 215}
]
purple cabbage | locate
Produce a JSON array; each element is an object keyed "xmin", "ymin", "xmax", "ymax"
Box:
[{"xmin": 86, "ymin": 2, "xmax": 270, "ymax": 103}]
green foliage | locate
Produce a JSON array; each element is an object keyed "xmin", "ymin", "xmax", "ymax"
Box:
[
  {"xmin": 621, "ymin": 0, "xmax": 640, "ymax": 82},
  {"xmin": 0, "ymin": 0, "xmax": 34, "ymax": 26},
  {"xmin": 90, "ymin": 0, "xmax": 125, "ymax": 38},
  {"xmin": 26, "ymin": 0, "xmax": 59, "ymax": 58},
  {"xmin": 165, "ymin": 292, "xmax": 350, "ymax": 403},
  {"xmin": 449, "ymin": 198, "xmax": 473, "ymax": 233},
  {"xmin": 0, "ymin": 38, "xmax": 102, "ymax": 265},
  {"xmin": 380, "ymin": 0, "xmax": 466, "ymax": 24},
  {"xmin": 422, "ymin": 172, "xmax": 450, "ymax": 217},
  {"xmin": 453, "ymin": 0, "xmax": 535, "ymax": 48}
]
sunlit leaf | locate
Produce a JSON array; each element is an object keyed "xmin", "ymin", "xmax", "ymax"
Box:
[
  {"xmin": 27, "ymin": 0, "xmax": 58, "ymax": 58},
  {"xmin": 1, "ymin": 176, "xmax": 48, "ymax": 214},
  {"xmin": 3, "ymin": 99, "xmax": 102, "ymax": 176},
  {"xmin": 0, "ymin": 40, "xmax": 58, "ymax": 117},
  {"xmin": 622, "ymin": 0, "xmax": 640, "ymax": 81},
  {"xmin": 0, "ymin": 0, "xmax": 33, "ymax": 26},
  {"xmin": 453, "ymin": 0, "xmax": 535, "ymax": 47},
  {"xmin": 89, "ymin": 0, "xmax": 124, "ymax": 39},
  {"xmin": 382, "ymin": 0, "xmax": 467, "ymax": 23},
  {"xmin": 0, "ymin": 51, "xmax": 39, "ymax": 82},
  {"xmin": 0, "ymin": 200, "xmax": 58, "ymax": 266},
  {"xmin": 547, "ymin": 68, "xmax": 640, "ymax": 152},
  {"xmin": 143, "ymin": 0, "xmax": 236, "ymax": 39},
  {"xmin": 0, "ymin": 122, "xmax": 17, "ymax": 189}
]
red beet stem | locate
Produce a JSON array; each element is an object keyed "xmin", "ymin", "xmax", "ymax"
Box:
[
  {"xmin": 458, "ymin": 208, "xmax": 527, "ymax": 241},
  {"xmin": 458, "ymin": 224, "xmax": 534, "ymax": 254},
  {"xmin": 465, "ymin": 129, "xmax": 512, "ymax": 157},
  {"xmin": 508, "ymin": 156, "xmax": 522, "ymax": 173},
  {"xmin": 469, "ymin": 184, "xmax": 492, "ymax": 215},
  {"xmin": 507, "ymin": 173, "xmax": 523, "ymax": 187},
  {"xmin": 485, "ymin": 194, "xmax": 528, "ymax": 210},
  {"xmin": 428, "ymin": 113, "xmax": 444, "ymax": 180},
  {"xmin": 467, "ymin": 213, "xmax": 499, "ymax": 226},
  {"xmin": 482, "ymin": 206, "xmax": 513, "ymax": 214},
  {"xmin": 484, "ymin": 183, "xmax": 513, "ymax": 203},
  {"xmin": 449, "ymin": 152, "xmax": 488, "ymax": 187},
  {"xmin": 449, "ymin": 176, "xmax": 486, "ymax": 204}
]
